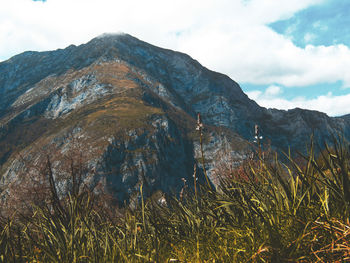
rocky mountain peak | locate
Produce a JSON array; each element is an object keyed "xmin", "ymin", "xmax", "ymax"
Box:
[{"xmin": 0, "ymin": 33, "xmax": 349, "ymax": 204}]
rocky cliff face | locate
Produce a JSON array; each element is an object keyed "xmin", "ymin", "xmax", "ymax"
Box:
[{"xmin": 0, "ymin": 33, "xmax": 349, "ymax": 203}]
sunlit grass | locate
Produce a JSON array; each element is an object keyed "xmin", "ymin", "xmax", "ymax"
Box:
[{"xmin": 1, "ymin": 135, "xmax": 350, "ymax": 262}]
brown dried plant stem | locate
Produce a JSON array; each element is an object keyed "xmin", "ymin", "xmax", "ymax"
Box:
[{"xmin": 199, "ymin": 130, "xmax": 211, "ymax": 189}]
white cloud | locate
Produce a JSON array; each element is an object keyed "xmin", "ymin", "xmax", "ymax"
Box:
[
  {"xmin": 245, "ymin": 90, "xmax": 262, "ymax": 101},
  {"xmin": 265, "ymin": 85, "xmax": 282, "ymax": 96},
  {"xmin": 247, "ymin": 87, "xmax": 350, "ymax": 117},
  {"xmin": 0, "ymin": 0, "xmax": 325, "ymax": 61},
  {"xmin": 246, "ymin": 85, "xmax": 282, "ymax": 101},
  {"xmin": 304, "ymin": 32, "xmax": 316, "ymax": 43},
  {"xmin": 181, "ymin": 25, "xmax": 350, "ymax": 89}
]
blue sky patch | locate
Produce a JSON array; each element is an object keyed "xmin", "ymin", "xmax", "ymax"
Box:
[
  {"xmin": 241, "ymin": 80, "xmax": 346, "ymax": 101},
  {"xmin": 269, "ymin": 0, "xmax": 350, "ymax": 48}
]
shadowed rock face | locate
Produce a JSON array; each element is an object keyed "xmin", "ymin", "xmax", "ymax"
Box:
[{"xmin": 0, "ymin": 33, "xmax": 349, "ymax": 203}]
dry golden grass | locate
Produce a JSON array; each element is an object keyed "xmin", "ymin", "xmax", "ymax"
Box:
[{"xmin": 1, "ymin": 135, "xmax": 350, "ymax": 262}]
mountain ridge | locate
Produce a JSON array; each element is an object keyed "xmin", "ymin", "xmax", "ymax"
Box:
[{"xmin": 1, "ymin": 33, "xmax": 349, "ymax": 203}]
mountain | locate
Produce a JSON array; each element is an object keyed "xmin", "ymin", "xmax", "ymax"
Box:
[
  {"xmin": 1, "ymin": 33, "xmax": 349, "ymax": 203},
  {"xmin": 340, "ymin": 113, "xmax": 350, "ymax": 122}
]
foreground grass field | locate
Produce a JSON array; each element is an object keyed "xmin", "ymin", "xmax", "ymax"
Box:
[{"xmin": 1, "ymin": 136, "xmax": 350, "ymax": 262}]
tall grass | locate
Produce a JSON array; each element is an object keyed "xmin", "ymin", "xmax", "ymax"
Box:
[{"xmin": 1, "ymin": 135, "xmax": 350, "ymax": 262}]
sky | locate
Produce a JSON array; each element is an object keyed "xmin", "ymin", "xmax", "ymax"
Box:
[{"xmin": 1, "ymin": 0, "xmax": 350, "ymax": 116}]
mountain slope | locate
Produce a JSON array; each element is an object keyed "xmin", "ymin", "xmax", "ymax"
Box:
[{"xmin": 0, "ymin": 33, "xmax": 349, "ymax": 202}]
